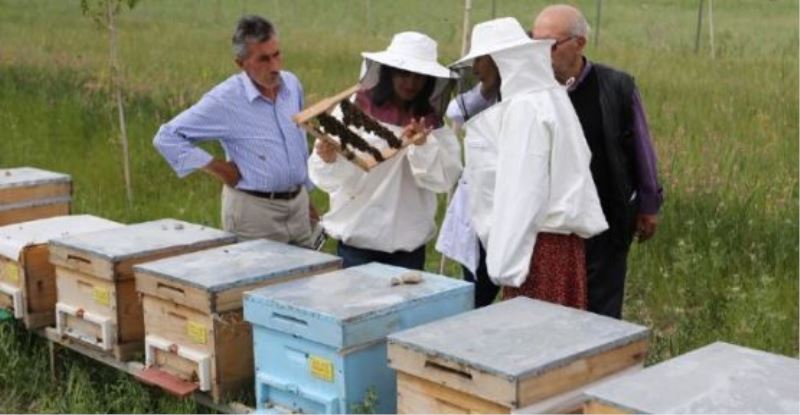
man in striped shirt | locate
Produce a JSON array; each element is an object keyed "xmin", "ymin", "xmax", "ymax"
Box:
[{"xmin": 153, "ymin": 15, "xmax": 315, "ymax": 247}]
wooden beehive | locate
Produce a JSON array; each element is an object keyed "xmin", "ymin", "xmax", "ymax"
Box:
[
  {"xmin": 0, "ymin": 215, "xmax": 123, "ymax": 329},
  {"xmin": 293, "ymin": 85, "xmax": 420, "ymax": 171},
  {"xmin": 49, "ymin": 219, "xmax": 236, "ymax": 360},
  {"xmin": 132, "ymin": 239, "xmax": 342, "ymax": 402},
  {"xmin": 583, "ymin": 341, "xmax": 800, "ymax": 414},
  {"xmin": 0, "ymin": 167, "xmax": 72, "ymax": 226},
  {"xmin": 387, "ymin": 297, "xmax": 650, "ymax": 414}
]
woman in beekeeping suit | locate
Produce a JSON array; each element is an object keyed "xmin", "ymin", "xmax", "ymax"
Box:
[
  {"xmin": 308, "ymin": 32, "xmax": 461, "ymax": 270},
  {"xmin": 451, "ymin": 17, "xmax": 608, "ymax": 309}
]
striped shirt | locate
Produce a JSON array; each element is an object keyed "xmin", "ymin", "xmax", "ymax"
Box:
[{"xmin": 153, "ymin": 71, "xmax": 311, "ymax": 192}]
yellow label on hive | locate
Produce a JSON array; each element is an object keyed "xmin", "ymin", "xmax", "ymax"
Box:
[
  {"xmin": 309, "ymin": 355, "xmax": 334, "ymax": 382},
  {"xmin": 3, "ymin": 263, "xmax": 19, "ymax": 284},
  {"xmin": 187, "ymin": 321, "xmax": 207, "ymax": 344},
  {"xmin": 92, "ymin": 286, "xmax": 110, "ymax": 306}
]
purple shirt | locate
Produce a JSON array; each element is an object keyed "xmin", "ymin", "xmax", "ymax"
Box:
[{"xmin": 569, "ymin": 59, "xmax": 663, "ymax": 215}]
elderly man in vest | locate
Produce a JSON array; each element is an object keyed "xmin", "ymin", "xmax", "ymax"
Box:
[{"xmin": 533, "ymin": 4, "xmax": 663, "ymax": 319}]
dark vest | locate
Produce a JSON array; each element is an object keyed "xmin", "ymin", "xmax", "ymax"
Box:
[{"xmin": 570, "ymin": 63, "xmax": 638, "ymax": 244}]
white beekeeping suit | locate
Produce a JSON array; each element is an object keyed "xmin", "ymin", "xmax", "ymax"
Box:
[
  {"xmin": 452, "ymin": 17, "xmax": 608, "ymax": 287},
  {"xmin": 309, "ymin": 32, "xmax": 462, "ymax": 254}
]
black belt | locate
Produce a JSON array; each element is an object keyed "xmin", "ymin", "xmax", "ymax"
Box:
[{"xmin": 241, "ymin": 187, "xmax": 301, "ymax": 200}]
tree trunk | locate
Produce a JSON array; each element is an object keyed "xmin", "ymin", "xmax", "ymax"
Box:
[
  {"xmin": 708, "ymin": 0, "xmax": 715, "ymax": 59},
  {"xmin": 694, "ymin": 0, "xmax": 705, "ymax": 53},
  {"xmin": 460, "ymin": 0, "xmax": 472, "ymax": 56},
  {"xmin": 107, "ymin": 0, "xmax": 133, "ymax": 206},
  {"xmin": 594, "ymin": 0, "xmax": 602, "ymax": 48}
]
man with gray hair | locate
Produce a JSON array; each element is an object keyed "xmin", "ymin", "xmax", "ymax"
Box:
[
  {"xmin": 533, "ymin": 4, "xmax": 663, "ymax": 319},
  {"xmin": 154, "ymin": 15, "xmax": 317, "ymax": 247}
]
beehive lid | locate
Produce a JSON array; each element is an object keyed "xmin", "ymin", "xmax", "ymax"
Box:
[
  {"xmin": 388, "ymin": 297, "xmax": 648, "ymax": 382},
  {"xmin": 0, "ymin": 215, "xmax": 123, "ymax": 260},
  {"xmin": 49, "ymin": 219, "xmax": 235, "ymax": 262},
  {"xmin": 584, "ymin": 342, "xmax": 800, "ymax": 414},
  {"xmin": 244, "ymin": 262, "xmax": 473, "ymax": 348},
  {"xmin": 0, "ymin": 167, "xmax": 71, "ymax": 188},
  {"xmin": 133, "ymin": 239, "xmax": 341, "ymax": 293}
]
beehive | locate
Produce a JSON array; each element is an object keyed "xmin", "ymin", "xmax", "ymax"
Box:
[
  {"xmin": 387, "ymin": 297, "xmax": 649, "ymax": 414},
  {"xmin": 583, "ymin": 341, "xmax": 800, "ymax": 414},
  {"xmin": 0, "ymin": 167, "xmax": 72, "ymax": 226},
  {"xmin": 243, "ymin": 262, "xmax": 474, "ymax": 413},
  {"xmin": 0, "ymin": 215, "xmax": 122, "ymax": 328},
  {"xmin": 132, "ymin": 239, "xmax": 341, "ymax": 401},
  {"xmin": 49, "ymin": 219, "xmax": 235, "ymax": 360}
]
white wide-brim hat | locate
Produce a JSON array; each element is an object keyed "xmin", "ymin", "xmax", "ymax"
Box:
[
  {"xmin": 361, "ymin": 31, "xmax": 456, "ymax": 80},
  {"xmin": 451, "ymin": 17, "xmax": 544, "ymax": 68}
]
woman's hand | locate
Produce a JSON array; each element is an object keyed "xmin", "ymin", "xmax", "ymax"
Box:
[
  {"xmin": 315, "ymin": 139, "xmax": 338, "ymax": 163},
  {"xmin": 403, "ymin": 118, "xmax": 433, "ymax": 146}
]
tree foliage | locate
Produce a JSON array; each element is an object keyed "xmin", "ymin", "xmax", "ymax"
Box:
[{"xmin": 80, "ymin": 0, "xmax": 140, "ymax": 27}]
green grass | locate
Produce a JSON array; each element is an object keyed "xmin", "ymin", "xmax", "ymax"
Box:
[{"xmin": 0, "ymin": 0, "xmax": 797, "ymax": 412}]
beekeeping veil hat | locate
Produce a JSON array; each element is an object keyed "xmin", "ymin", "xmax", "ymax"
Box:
[
  {"xmin": 360, "ymin": 32, "xmax": 457, "ymax": 115},
  {"xmin": 450, "ymin": 17, "xmax": 557, "ymax": 103},
  {"xmin": 451, "ymin": 17, "xmax": 541, "ymax": 68}
]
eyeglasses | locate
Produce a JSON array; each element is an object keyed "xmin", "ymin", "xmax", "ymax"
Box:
[
  {"xmin": 550, "ymin": 37, "xmax": 575, "ymax": 52},
  {"xmin": 528, "ymin": 32, "xmax": 577, "ymax": 52}
]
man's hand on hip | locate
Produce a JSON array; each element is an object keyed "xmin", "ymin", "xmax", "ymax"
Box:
[
  {"xmin": 309, "ymin": 202, "xmax": 320, "ymax": 226},
  {"xmin": 203, "ymin": 159, "xmax": 241, "ymax": 188},
  {"xmin": 635, "ymin": 213, "xmax": 659, "ymax": 242}
]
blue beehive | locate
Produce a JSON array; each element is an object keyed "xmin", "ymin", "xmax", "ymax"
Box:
[{"xmin": 243, "ymin": 262, "xmax": 473, "ymax": 414}]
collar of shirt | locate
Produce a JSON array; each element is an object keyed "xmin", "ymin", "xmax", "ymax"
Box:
[
  {"xmin": 240, "ymin": 71, "xmax": 286, "ymax": 103},
  {"xmin": 567, "ymin": 57, "xmax": 593, "ymax": 92}
]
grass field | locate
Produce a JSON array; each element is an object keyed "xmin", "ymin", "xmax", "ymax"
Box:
[{"xmin": 0, "ymin": 0, "xmax": 797, "ymax": 412}]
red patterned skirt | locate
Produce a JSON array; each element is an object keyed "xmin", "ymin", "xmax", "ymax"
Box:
[{"xmin": 502, "ymin": 232, "xmax": 587, "ymax": 310}]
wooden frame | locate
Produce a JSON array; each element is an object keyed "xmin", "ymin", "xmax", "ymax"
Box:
[{"xmin": 293, "ymin": 84, "xmax": 419, "ymax": 171}]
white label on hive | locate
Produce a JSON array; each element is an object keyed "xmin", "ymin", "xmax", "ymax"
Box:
[
  {"xmin": 309, "ymin": 355, "xmax": 334, "ymax": 382},
  {"xmin": 187, "ymin": 321, "xmax": 207, "ymax": 344},
  {"xmin": 92, "ymin": 286, "xmax": 110, "ymax": 306},
  {"xmin": 3, "ymin": 262, "xmax": 19, "ymax": 284}
]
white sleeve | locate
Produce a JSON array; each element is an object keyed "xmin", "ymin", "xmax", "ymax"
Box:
[
  {"xmin": 307, "ymin": 140, "xmax": 363, "ymax": 193},
  {"xmin": 485, "ymin": 104, "xmax": 552, "ymax": 287},
  {"xmin": 405, "ymin": 126, "xmax": 463, "ymax": 193},
  {"xmin": 446, "ymin": 85, "xmax": 493, "ymax": 126}
]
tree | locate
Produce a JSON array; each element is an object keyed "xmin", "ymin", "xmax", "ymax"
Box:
[{"xmin": 80, "ymin": 0, "xmax": 140, "ymax": 206}]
